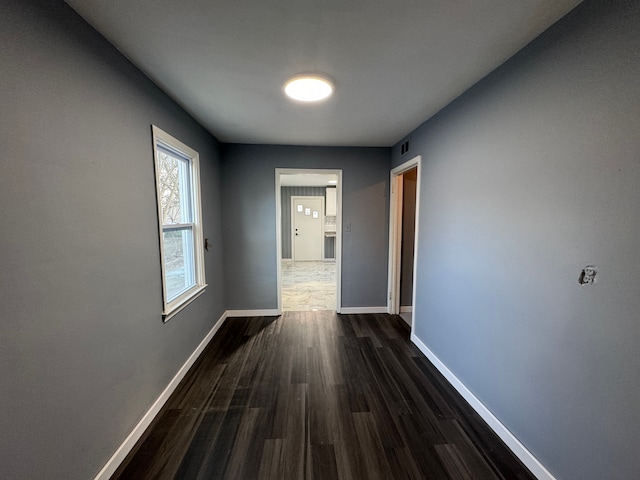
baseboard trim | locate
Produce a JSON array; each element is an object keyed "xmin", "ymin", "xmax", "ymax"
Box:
[
  {"xmin": 339, "ymin": 306, "xmax": 388, "ymax": 314},
  {"xmin": 410, "ymin": 333, "xmax": 555, "ymax": 480},
  {"xmin": 400, "ymin": 306, "xmax": 413, "ymax": 313},
  {"xmin": 94, "ymin": 311, "xmax": 228, "ymax": 480},
  {"xmin": 226, "ymin": 309, "xmax": 280, "ymax": 317}
]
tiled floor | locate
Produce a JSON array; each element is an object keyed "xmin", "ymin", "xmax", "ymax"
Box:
[{"xmin": 281, "ymin": 260, "xmax": 336, "ymax": 311}]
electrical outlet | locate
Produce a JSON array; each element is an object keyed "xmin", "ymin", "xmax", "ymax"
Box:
[{"xmin": 578, "ymin": 265, "xmax": 597, "ymax": 285}]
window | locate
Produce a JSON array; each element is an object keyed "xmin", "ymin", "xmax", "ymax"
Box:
[{"xmin": 152, "ymin": 126, "xmax": 206, "ymax": 320}]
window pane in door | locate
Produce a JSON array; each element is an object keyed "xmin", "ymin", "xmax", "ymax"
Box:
[{"xmin": 163, "ymin": 228, "xmax": 195, "ymax": 301}]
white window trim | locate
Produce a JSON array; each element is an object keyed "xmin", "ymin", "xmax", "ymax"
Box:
[{"xmin": 152, "ymin": 125, "xmax": 207, "ymax": 321}]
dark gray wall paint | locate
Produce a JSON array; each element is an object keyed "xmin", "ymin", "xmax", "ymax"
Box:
[
  {"xmin": 0, "ymin": 1, "xmax": 225, "ymax": 479},
  {"xmin": 400, "ymin": 168, "xmax": 417, "ymax": 306},
  {"xmin": 392, "ymin": 1, "xmax": 640, "ymax": 479},
  {"xmin": 222, "ymin": 145, "xmax": 390, "ymax": 310},
  {"xmin": 280, "ymin": 187, "xmax": 334, "ymax": 259}
]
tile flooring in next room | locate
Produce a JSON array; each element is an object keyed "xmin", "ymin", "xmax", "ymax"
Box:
[{"xmin": 281, "ymin": 260, "xmax": 336, "ymax": 311}]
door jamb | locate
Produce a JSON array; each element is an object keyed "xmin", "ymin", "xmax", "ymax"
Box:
[
  {"xmin": 387, "ymin": 156, "xmax": 421, "ymax": 324},
  {"xmin": 276, "ymin": 168, "xmax": 343, "ymax": 314}
]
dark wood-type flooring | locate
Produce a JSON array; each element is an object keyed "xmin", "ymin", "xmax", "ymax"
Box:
[{"xmin": 112, "ymin": 312, "xmax": 536, "ymax": 480}]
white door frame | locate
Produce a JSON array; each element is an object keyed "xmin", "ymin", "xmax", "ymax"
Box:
[
  {"xmin": 291, "ymin": 196, "xmax": 325, "ymax": 261},
  {"xmin": 276, "ymin": 168, "xmax": 343, "ymax": 314},
  {"xmin": 387, "ymin": 155, "xmax": 421, "ymax": 324}
]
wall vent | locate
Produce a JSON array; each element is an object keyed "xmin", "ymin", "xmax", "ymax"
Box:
[{"xmin": 400, "ymin": 139, "xmax": 410, "ymax": 155}]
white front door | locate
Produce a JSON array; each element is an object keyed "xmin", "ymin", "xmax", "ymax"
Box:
[{"xmin": 292, "ymin": 196, "xmax": 324, "ymax": 261}]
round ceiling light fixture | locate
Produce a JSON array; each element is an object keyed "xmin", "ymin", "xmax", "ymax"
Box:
[{"xmin": 284, "ymin": 74, "xmax": 334, "ymax": 102}]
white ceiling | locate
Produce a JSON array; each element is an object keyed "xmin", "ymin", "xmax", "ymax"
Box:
[{"xmin": 65, "ymin": 0, "xmax": 582, "ymax": 147}]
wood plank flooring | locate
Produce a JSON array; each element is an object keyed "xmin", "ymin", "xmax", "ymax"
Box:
[{"xmin": 112, "ymin": 312, "xmax": 536, "ymax": 480}]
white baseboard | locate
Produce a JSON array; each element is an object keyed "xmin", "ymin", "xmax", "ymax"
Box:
[
  {"xmin": 410, "ymin": 333, "xmax": 556, "ymax": 480},
  {"xmin": 400, "ymin": 306, "xmax": 413, "ymax": 313},
  {"xmin": 339, "ymin": 306, "xmax": 388, "ymax": 314},
  {"xmin": 226, "ymin": 309, "xmax": 280, "ymax": 317},
  {"xmin": 94, "ymin": 311, "xmax": 228, "ymax": 480}
]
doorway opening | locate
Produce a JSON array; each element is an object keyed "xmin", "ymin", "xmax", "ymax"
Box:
[
  {"xmin": 388, "ymin": 156, "xmax": 421, "ymax": 327},
  {"xmin": 276, "ymin": 169, "xmax": 342, "ymax": 313}
]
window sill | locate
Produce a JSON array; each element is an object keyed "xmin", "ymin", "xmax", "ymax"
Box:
[{"xmin": 162, "ymin": 284, "xmax": 207, "ymax": 323}]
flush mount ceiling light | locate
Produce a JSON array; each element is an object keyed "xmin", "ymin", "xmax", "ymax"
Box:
[{"xmin": 284, "ymin": 75, "xmax": 334, "ymax": 102}]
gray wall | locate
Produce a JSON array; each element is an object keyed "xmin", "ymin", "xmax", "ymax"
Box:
[
  {"xmin": 392, "ymin": 1, "xmax": 640, "ymax": 479},
  {"xmin": 281, "ymin": 186, "xmax": 335, "ymax": 259},
  {"xmin": 222, "ymin": 145, "xmax": 390, "ymax": 310},
  {"xmin": 0, "ymin": 1, "xmax": 225, "ymax": 479}
]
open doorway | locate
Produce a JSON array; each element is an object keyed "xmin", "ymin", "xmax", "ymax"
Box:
[
  {"xmin": 388, "ymin": 156, "xmax": 421, "ymax": 327},
  {"xmin": 276, "ymin": 169, "xmax": 342, "ymax": 313}
]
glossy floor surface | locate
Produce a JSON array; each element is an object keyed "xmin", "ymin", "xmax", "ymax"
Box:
[
  {"xmin": 112, "ymin": 312, "xmax": 535, "ymax": 480},
  {"xmin": 281, "ymin": 261, "xmax": 336, "ymax": 311}
]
